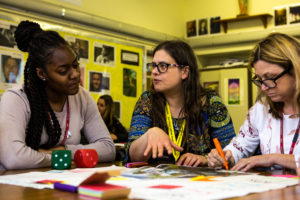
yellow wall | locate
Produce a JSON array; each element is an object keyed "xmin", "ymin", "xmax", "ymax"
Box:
[
  {"xmin": 184, "ymin": 0, "xmax": 300, "ymax": 20},
  {"xmin": 40, "ymin": 0, "xmax": 186, "ymax": 38}
]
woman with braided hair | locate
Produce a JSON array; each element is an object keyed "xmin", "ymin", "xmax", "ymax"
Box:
[{"xmin": 0, "ymin": 20, "xmax": 115, "ymax": 170}]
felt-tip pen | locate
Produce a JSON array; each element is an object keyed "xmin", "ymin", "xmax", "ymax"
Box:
[
  {"xmin": 213, "ymin": 138, "xmax": 229, "ymax": 170},
  {"xmin": 126, "ymin": 161, "xmax": 148, "ymax": 168},
  {"xmin": 54, "ymin": 182, "xmax": 78, "ymax": 193}
]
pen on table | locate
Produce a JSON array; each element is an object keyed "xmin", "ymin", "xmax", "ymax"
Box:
[
  {"xmin": 213, "ymin": 138, "xmax": 229, "ymax": 170},
  {"xmin": 126, "ymin": 161, "xmax": 148, "ymax": 168},
  {"xmin": 54, "ymin": 182, "xmax": 78, "ymax": 193}
]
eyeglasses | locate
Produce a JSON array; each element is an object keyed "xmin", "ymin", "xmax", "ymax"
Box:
[
  {"xmin": 251, "ymin": 67, "xmax": 291, "ymax": 88},
  {"xmin": 146, "ymin": 63, "xmax": 185, "ymax": 73}
]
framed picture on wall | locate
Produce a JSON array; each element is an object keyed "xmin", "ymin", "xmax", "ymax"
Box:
[
  {"xmin": 113, "ymin": 101, "xmax": 121, "ymax": 120},
  {"xmin": 203, "ymin": 81, "xmax": 219, "ymax": 94},
  {"xmin": 88, "ymin": 70, "xmax": 111, "ymax": 93},
  {"xmin": 0, "ymin": 51, "xmax": 23, "ymax": 85},
  {"xmin": 65, "ymin": 36, "xmax": 89, "ymax": 62},
  {"xmin": 198, "ymin": 18, "xmax": 208, "ymax": 36},
  {"xmin": 289, "ymin": 4, "xmax": 300, "ymax": 24},
  {"xmin": 210, "ymin": 16, "xmax": 221, "ymax": 34},
  {"xmin": 88, "ymin": 71, "xmax": 103, "ymax": 93},
  {"xmin": 94, "ymin": 42, "xmax": 116, "ymax": 67},
  {"xmin": 274, "ymin": 7, "xmax": 287, "ymax": 26},
  {"xmin": 186, "ymin": 20, "xmax": 196, "ymax": 37},
  {"xmin": 0, "ymin": 20, "xmax": 17, "ymax": 49},
  {"xmin": 123, "ymin": 68, "xmax": 136, "ymax": 97},
  {"xmin": 121, "ymin": 50, "xmax": 139, "ymax": 66},
  {"xmin": 228, "ymin": 79, "xmax": 240, "ymax": 105}
]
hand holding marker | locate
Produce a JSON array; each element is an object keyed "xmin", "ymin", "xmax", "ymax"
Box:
[{"xmin": 213, "ymin": 138, "xmax": 229, "ymax": 170}]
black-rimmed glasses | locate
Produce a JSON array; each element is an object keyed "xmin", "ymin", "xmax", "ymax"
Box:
[
  {"xmin": 146, "ymin": 63, "xmax": 185, "ymax": 73},
  {"xmin": 251, "ymin": 66, "xmax": 291, "ymax": 88}
]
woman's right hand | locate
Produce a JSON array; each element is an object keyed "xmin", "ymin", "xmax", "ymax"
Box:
[
  {"xmin": 144, "ymin": 127, "xmax": 183, "ymax": 159},
  {"xmin": 207, "ymin": 149, "xmax": 234, "ymax": 169}
]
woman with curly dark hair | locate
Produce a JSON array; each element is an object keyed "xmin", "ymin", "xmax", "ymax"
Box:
[
  {"xmin": 0, "ymin": 20, "xmax": 115, "ymax": 170},
  {"xmin": 125, "ymin": 40, "xmax": 235, "ymax": 166}
]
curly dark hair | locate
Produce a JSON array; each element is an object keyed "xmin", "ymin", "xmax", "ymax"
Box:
[
  {"xmin": 150, "ymin": 40, "xmax": 211, "ymax": 152},
  {"xmin": 15, "ymin": 20, "xmax": 68, "ymax": 150}
]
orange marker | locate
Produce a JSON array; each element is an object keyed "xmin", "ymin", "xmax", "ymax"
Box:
[{"xmin": 213, "ymin": 138, "xmax": 229, "ymax": 170}]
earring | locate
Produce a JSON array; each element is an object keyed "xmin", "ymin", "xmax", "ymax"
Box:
[{"xmin": 42, "ymin": 78, "xmax": 46, "ymax": 81}]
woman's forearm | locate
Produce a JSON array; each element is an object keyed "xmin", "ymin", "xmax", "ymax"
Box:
[
  {"xmin": 271, "ymin": 154, "xmax": 297, "ymax": 170},
  {"xmin": 129, "ymin": 132, "xmax": 150, "ymax": 162}
]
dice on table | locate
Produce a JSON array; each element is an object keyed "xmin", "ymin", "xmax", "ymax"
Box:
[
  {"xmin": 74, "ymin": 149, "xmax": 98, "ymax": 168},
  {"xmin": 51, "ymin": 150, "xmax": 71, "ymax": 170}
]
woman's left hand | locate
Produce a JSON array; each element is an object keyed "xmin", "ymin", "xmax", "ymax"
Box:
[
  {"xmin": 110, "ymin": 133, "xmax": 118, "ymax": 141},
  {"xmin": 176, "ymin": 153, "xmax": 207, "ymax": 167},
  {"xmin": 231, "ymin": 154, "xmax": 275, "ymax": 172}
]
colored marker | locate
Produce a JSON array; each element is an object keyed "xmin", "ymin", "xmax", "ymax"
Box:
[
  {"xmin": 213, "ymin": 138, "xmax": 229, "ymax": 170},
  {"xmin": 54, "ymin": 182, "xmax": 78, "ymax": 193},
  {"xmin": 126, "ymin": 161, "xmax": 148, "ymax": 168}
]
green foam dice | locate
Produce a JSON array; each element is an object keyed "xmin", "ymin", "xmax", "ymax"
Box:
[{"xmin": 51, "ymin": 150, "xmax": 72, "ymax": 170}]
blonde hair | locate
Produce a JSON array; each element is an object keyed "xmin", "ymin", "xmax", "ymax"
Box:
[{"xmin": 249, "ymin": 33, "xmax": 300, "ymax": 118}]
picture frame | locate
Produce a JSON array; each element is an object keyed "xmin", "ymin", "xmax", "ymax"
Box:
[
  {"xmin": 203, "ymin": 81, "xmax": 219, "ymax": 94},
  {"xmin": 113, "ymin": 101, "xmax": 121, "ymax": 120},
  {"xmin": 65, "ymin": 36, "xmax": 89, "ymax": 62},
  {"xmin": 210, "ymin": 16, "xmax": 221, "ymax": 34},
  {"xmin": 198, "ymin": 18, "xmax": 208, "ymax": 36},
  {"xmin": 289, "ymin": 4, "xmax": 300, "ymax": 24},
  {"xmin": 274, "ymin": 7, "xmax": 287, "ymax": 26},
  {"xmin": 94, "ymin": 42, "xmax": 116, "ymax": 67},
  {"xmin": 228, "ymin": 79, "xmax": 240, "ymax": 105},
  {"xmin": 0, "ymin": 21, "xmax": 17, "ymax": 49},
  {"xmin": 186, "ymin": 20, "xmax": 196, "ymax": 37},
  {"xmin": 123, "ymin": 68, "xmax": 136, "ymax": 97},
  {"xmin": 121, "ymin": 50, "xmax": 139, "ymax": 66},
  {"xmin": 88, "ymin": 70, "xmax": 111, "ymax": 93},
  {"xmin": 0, "ymin": 51, "xmax": 23, "ymax": 85}
]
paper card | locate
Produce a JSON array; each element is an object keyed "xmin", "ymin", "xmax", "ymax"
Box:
[{"xmin": 80, "ymin": 169, "xmax": 124, "ymax": 186}]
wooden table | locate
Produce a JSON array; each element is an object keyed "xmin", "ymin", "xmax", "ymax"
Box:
[{"xmin": 0, "ymin": 164, "xmax": 299, "ymax": 200}]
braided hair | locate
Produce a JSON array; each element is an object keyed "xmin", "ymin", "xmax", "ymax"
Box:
[{"xmin": 15, "ymin": 20, "xmax": 68, "ymax": 150}]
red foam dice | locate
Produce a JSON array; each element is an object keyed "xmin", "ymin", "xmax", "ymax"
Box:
[{"xmin": 74, "ymin": 149, "xmax": 98, "ymax": 168}]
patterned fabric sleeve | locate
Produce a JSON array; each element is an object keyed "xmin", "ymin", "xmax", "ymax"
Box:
[
  {"xmin": 124, "ymin": 91, "xmax": 152, "ymax": 163},
  {"xmin": 224, "ymin": 103, "xmax": 261, "ymax": 164},
  {"xmin": 208, "ymin": 95, "xmax": 236, "ymax": 148}
]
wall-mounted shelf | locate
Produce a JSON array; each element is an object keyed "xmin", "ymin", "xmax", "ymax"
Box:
[{"xmin": 214, "ymin": 13, "xmax": 273, "ymax": 33}]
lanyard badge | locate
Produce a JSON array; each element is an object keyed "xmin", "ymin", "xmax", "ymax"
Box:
[{"xmin": 165, "ymin": 102, "xmax": 185, "ymax": 161}]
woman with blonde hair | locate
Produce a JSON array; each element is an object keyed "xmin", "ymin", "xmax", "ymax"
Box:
[{"xmin": 208, "ymin": 33, "xmax": 300, "ymax": 171}]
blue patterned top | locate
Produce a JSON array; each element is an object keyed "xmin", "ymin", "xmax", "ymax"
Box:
[{"xmin": 125, "ymin": 91, "xmax": 235, "ymax": 163}]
